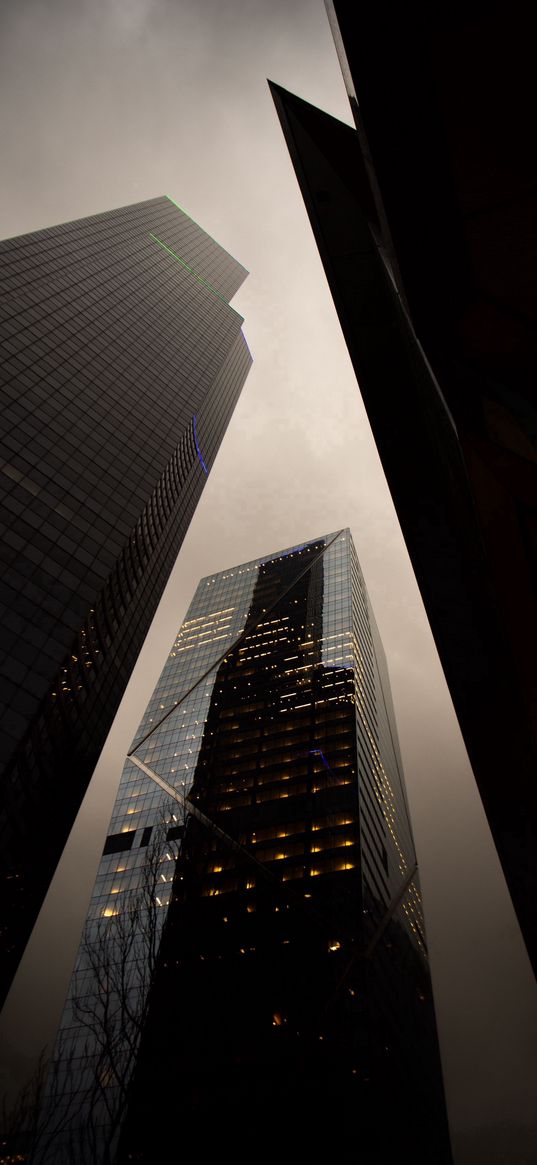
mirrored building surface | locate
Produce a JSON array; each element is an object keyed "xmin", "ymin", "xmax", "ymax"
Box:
[
  {"xmin": 0, "ymin": 197, "xmax": 251, "ymax": 1005},
  {"xmin": 51, "ymin": 531, "xmax": 451, "ymax": 1164}
]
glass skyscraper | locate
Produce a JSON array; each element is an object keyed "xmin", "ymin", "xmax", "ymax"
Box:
[
  {"xmin": 49, "ymin": 530, "xmax": 451, "ymax": 1164},
  {"xmin": 0, "ymin": 197, "xmax": 251, "ymax": 1006}
]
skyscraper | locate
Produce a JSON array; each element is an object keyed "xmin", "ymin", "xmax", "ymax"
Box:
[
  {"xmin": 52, "ymin": 530, "xmax": 451, "ymax": 1164},
  {"xmin": 0, "ymin": 196, "xmax": 251, "ymax": 1006},
  {"xmin": 270, "ymin": 0, "xmax": 537, "ymax": 974}
]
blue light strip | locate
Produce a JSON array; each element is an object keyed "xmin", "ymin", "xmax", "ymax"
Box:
[
  {"xmin": 193, "ymin": 415, "xmax": 208, "ymax": 475},
  {"xmin": 309, "ymin": 748, "xmax": 331, "ymax": 770}
]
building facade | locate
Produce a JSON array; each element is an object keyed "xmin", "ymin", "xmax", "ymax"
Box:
[
  {"xmin": 0, "ymin": 197, "xmax": 251, "ymax": 1006},
  {"xmin": 270, "ymin": 0, "xmax": 537, "ymax": 975},
  {"xmin": 49, "ymin": 530, "xmax": 451, "ymax": 1164}
]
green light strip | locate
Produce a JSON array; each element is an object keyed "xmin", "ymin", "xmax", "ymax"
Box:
[
  {"xmin": 165, "ymin": 193, "xmax": 191, "ymax": 217},
  {"xmin": 148, "ymin": 232, "xmax": 229, "ymax": 305},
  {"xmin": 165, "ymin": 194, "xmax": 224, "ymax": 254},
  {"xmin": 165, "ymin": 195, "xmax": 248, "ymax": 279}
]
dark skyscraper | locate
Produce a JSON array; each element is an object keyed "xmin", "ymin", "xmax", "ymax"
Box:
[
  {"xmin": 270, "ymin": 1, "xmax": 537, "ymax": 975},
  {"xmin": 51, "ymin": 531, "xmax": 451, "ymax": 1164},
  {"xmin": 0, "ymin": 196, "xmax": 251, "ymax": 1006}
]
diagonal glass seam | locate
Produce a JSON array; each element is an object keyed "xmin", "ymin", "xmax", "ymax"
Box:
[
  {"xmin": 128, "ymin": 528, "xmax": 345, "ymax": 756},
  {"xmin": 128, "ymin": 754, "xmax": 279, "ymax": 885},
  {"xmin": 324, "ymin": 860, "xmax": 422, "ymax": 1018},
  {"xmin": 148, "ymin": 232, "xmax": 230, "ymax": 306},
  {"xmin": 128, "ymin": 754, "xmax": 340, "ymax": 937},
  {"xmin": 363, "ymin": 861, "xmax": 421, "ymax": 959}
]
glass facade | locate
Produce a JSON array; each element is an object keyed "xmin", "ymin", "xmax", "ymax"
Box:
[
  {"xmin": 49, "ymin": 530, "xmax": 451, "ymax": 1164},
  {"xmin": 0, "ymin": 197, "xmax": 251, "ymax": 1005}
]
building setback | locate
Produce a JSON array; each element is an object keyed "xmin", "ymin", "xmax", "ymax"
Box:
[
  {"xmin": 0, "ymin": 197, "xmax": 251, "ymax": 1007},
  {"xmin": 52, "ymin": 531, "xmax": 451, "ymax": 1164},
  {"xmin": 270, "ymin": 0, "xmax": 537, "ymax": 975}
]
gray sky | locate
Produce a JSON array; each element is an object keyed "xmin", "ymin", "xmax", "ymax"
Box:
[{"xmin": 1, "ymin": 1, "xmax": 536, "ymax": 1161}]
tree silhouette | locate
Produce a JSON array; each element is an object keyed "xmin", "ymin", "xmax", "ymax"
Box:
[{"xmin": 0, "ymin": 801, "xmax": 184, "ymax": 1165}]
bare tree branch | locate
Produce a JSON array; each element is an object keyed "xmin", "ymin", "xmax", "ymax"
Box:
[{"xmin": 12, "ymin": 799, "xmax": 186, "ymax": 1165}]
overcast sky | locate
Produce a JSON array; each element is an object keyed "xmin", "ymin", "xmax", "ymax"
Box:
[{"xmin": 1, "ymin": 2, "xmax": 536, "ymax": 1161}]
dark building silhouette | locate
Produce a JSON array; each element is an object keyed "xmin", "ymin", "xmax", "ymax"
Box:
[
  {"xmin": 52, "ymin": 532, "xmax": 451, "ymax": 1164},
  {"xmin": 0, "ymin": 196, "xmax": 251, "ymax": 1006},
  {"xmin": 270, "ymin": 0, "xmax": 537, "ymax": 974}
]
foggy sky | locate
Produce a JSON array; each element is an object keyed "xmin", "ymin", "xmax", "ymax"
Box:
[{"xmin": 0, "ymin": 2, "xmax": 536, "ymax": 1162}]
